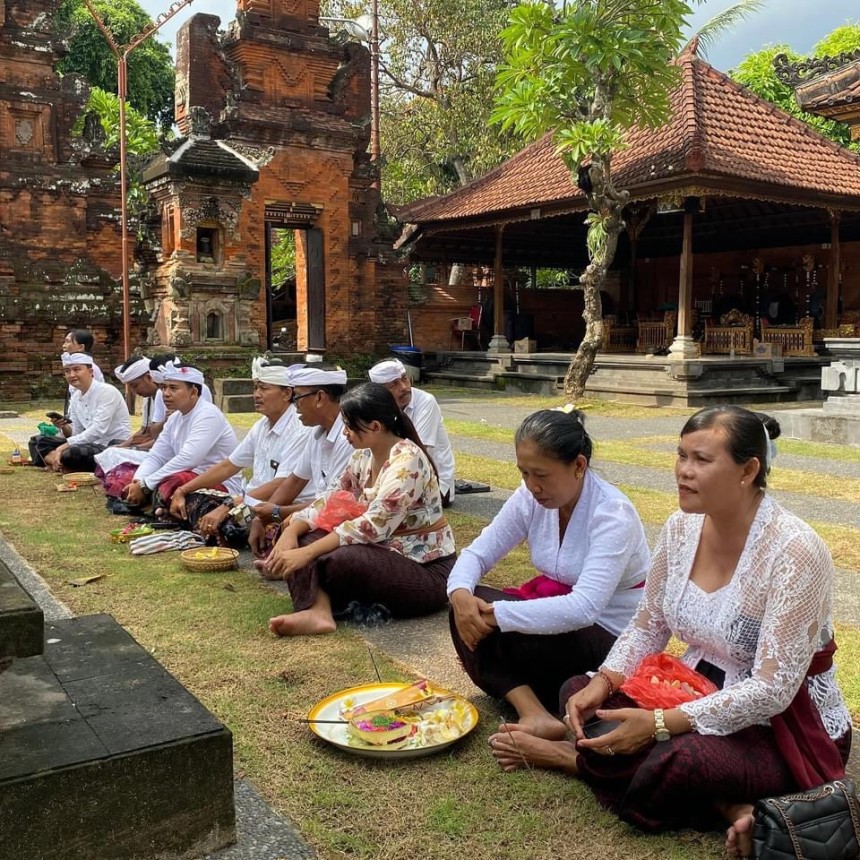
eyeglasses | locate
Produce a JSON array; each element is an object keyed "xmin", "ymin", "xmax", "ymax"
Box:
[{"xmin": 290, "ymin": 390, "xmax": 319, "ymax": 405}]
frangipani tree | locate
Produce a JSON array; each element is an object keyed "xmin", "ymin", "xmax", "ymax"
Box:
[{"xmin": 491, "ymin": 0, "xmax": 701, "ymax": 399}]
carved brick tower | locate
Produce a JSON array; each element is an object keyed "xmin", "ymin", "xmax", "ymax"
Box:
[{"xmin": 142, "ymin": 0, "xmax": 407, "ymax": 356}]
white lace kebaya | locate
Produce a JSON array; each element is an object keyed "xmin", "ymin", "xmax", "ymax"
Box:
[{"xmin": 602, "ymin": 493, "xmax": 851, "ymax": 739}]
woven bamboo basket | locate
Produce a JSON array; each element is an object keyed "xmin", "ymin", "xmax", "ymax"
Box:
[
  {"xmin": 180, "ymin": 547, "xmax": 239, "ymax": 572},
  {"xmin": 63, "ymin": 472, "xmax": 99, "ymax": 486},
  {"xmin": 110, "ymin": 525, "xmax": 154, "ymax": 544}
]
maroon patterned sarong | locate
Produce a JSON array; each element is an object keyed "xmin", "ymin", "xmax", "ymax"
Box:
[
  {"xmin": 286, "ymin": 530, "xmax": 455, "ymax": 619},
  {"xmin": 559, "ymin": 673, "xmax": 852, "ymax": 833}
]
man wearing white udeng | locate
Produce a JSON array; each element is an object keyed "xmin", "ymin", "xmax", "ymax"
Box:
[
  {"xmin": 368, "ymin": 358, "xmax": 455, "ymax": 506},
  {"xmin": 123, "ymin": 362, "xmax": 242, "ymax": 511},
  {"xmin": 31, "ymin": 352, "xmax": 131, "ymax": 472}
]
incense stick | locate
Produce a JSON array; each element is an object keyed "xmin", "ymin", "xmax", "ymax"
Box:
[{"xmin": 367, "ymin": 645, "xmax": 382, "ymax": 683}]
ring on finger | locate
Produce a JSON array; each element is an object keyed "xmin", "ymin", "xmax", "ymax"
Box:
[
  {"xmin": 605, "ymin": 746, "xmax": 615, "ymax": 756},
  {"xmin": 562, "ymin": 714, "xmax": 570, "ymax": 723}
]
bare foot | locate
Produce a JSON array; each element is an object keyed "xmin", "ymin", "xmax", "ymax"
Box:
[
  {"xmin": 723, "ymin": 804, "xmax": 754, "ymax": 858},
  {"xmin": 498, "ymin": 715, "xmax": 567, "ymax": 742},
  {"xmin": 268, "ymin": 610, "xmax": 337, "ymax": 637},
  {"xmin": 487, "ymin": 729, "xmax": 579, "ymax": 773}
]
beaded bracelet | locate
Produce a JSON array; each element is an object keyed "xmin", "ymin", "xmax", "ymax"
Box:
[{"xmin": 596, "ymin": 669, "xmax": 616, "ymax": 697}]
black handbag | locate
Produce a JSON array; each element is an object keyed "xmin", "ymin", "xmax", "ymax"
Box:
[{"xmin": 752, "ymin": 779, "xmax": 860, "ymax": 859}]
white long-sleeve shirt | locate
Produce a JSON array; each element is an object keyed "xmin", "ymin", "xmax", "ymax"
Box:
[
  {"xmin": 446, "ymin": 471, "xmax": 650, "ymax": 636},
  {"xmin": 228, "ymin": 406, "xmax": 314, "ymax": 506},
  {"xmin": 291, "ymin": 414, "xmax": 353, "ymax": 496},
  {"xmin": 405, "ymin": 387, "xmax": 455, "ymax": 501},
  {"xmin": 66, "ymin": 380, "xmax": 131, "ymax": 447},
  {"xmin": 134, "ymin": 399, "xmax": 241, "ymax": 494}
]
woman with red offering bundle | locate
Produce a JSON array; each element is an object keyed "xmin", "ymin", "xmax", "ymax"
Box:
[{"xmin": 489, "ymin": 406, "xmax": 851, "ymax": 858}]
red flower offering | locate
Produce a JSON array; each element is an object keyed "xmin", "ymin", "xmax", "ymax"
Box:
[{"xmin": 620, "ymin": 653, "xmax": 718, "ymax": 709}]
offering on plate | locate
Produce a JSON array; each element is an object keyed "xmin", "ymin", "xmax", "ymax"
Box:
[
  {"xmin": 340, "ymin": 679, "xmax": 435, "ymax": 720},
  {"xmin": 347, "ymin": 711, "xmax": 417, "ymax": 749}
]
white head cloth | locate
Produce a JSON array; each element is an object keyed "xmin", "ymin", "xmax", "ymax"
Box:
[
  {"xmin": 115, "ymin": 357, "xmax": 150, "ymax": 383},
  {"xmin": 761, "ymin": 421, "xmax": 777, "ymax": 471},
  {"xmin": 61, "ymin": 352, "xmax": 93, "ymax": 367},
  {"xmin": 150, "ymin": 355, "xmax": 179, "ymax": 385},
  {"xmin": 368, "ymin": 359, "xmax": 407, "ymax": 384},
  {"xmin": 252, "ymin": 357, "xmax": 291, "ymax": 386},
  {"xmin": 161, "ymin": 360, "xmax": 205, "ymax": 386},
  {"xmin": 288, "ymin": 365, "xmax": 348, "ymax": 387}
]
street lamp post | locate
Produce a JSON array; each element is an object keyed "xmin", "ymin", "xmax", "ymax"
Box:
[{"xmin": 84, "ymin": 0, "xmax": 196, "ymax": 360}]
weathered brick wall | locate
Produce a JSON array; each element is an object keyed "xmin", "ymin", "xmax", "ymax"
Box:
[{"xmin": 0, "ymin": 0, "xmax": 144, "ymax": 400}]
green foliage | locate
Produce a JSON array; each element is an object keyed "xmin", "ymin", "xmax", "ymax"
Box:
[
  {"xmin": 270, "ymin": 229, "xmax": 297, "ymax": 291},
  {"xmin": 730, "ymin": 44, "xmax": 856, "ymax": 150},
  {"xmin": 324, "ymin": 0, "xmax": 521, "ymax": 203},
  {"xmin": 490, "ymin": 1, "xmax": 702, "ymax": 398},
  {"xmin": 685, "ymin": 0, "xmax": 769, "ymax": 59},
  {"xmin": 491, "ymin": 1, "xmax": 693, "ymax": 169},
  {"xmin": 56, "ymin": 0, "xmax": 175, "ymax": 131},
  {"xmin": 80, "ymin": 86, "xmax": 160, "ymax": 154},
  {"xmin": 813, "ymin": 23, "xmax": 860, "ymax": 58},
  {"xmin": 74, "ymin": 87, "xmax": 160, "ymax": 230}
]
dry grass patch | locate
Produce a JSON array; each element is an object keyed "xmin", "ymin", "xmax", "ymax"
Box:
[{"xmin": 0, "ymin": 466, "xmax": 723, "ymax": 860}]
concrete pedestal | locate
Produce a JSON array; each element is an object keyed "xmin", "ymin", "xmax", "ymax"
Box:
[
  {"xmin": 0, "ymin": 614, "xmax": 236, "ymax": 860},
  {"xmin": 486, "ymin": 334, "xmax": 511, "ymax": 354}
]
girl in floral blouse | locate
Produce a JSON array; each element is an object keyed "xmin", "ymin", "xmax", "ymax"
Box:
[{"xmin": 265, "ymin": 383, "xmax": 456, "ymax": 636}]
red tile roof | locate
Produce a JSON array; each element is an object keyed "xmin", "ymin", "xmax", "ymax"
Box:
[{"xmin": 399, "ymin": 52, "xmax": 860, "ymax": 225}]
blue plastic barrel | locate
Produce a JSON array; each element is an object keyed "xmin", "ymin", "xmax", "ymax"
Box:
[{"xmin": 390, "ymin": 345, "xmax": 423, "ymax": 368}]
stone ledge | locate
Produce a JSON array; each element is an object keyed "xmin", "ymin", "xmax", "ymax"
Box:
[
  {"xmin": 0, "ymin": 614, "xmax": 236, "ymax": 860},
  {"xmin": 0, "ymin": 558, "xmax": 43, "ymax": 661}
]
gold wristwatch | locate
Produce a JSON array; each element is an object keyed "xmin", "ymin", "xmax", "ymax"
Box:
[{"xmin": 653, "ymin": 708, "xmax": 671, "ymax": 742}]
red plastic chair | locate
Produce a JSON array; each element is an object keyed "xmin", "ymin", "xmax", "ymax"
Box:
[{"xmin": 449, "ymin": 304, "xmax": 483, "ymax": 350}]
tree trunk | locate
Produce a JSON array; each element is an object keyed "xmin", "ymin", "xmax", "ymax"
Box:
[{"xmin": 563, "ymin": 155, "xmax": 627, "ymax": 401}]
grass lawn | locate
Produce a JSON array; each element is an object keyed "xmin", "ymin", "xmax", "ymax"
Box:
[
  {"xmin": 1, "ymin": 398, "xmax": 858, "ymax": 860},
  {"xmin": 0, "ymin": 463, "xmax": 722, "ymax": 860}
]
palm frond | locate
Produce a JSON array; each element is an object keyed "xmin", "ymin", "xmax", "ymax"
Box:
[{"xmin": 683, "ymin": 0, "xmax": 769, "ymax": 59}]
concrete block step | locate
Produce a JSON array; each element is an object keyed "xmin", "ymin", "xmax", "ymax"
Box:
[
  {"xmin": 423, "ymin": 371, "xmax": 498, "ymax": 391},
  {"xmin": 0, "ymin": 559, "xmax": 43, "ymax": 662},
  {"xmin": 217, "ymin": 393, "xmax": 256, "ymax": 414},
  {"xmin": 0, "ymin": 614, "xmax": 235, "ymax": 860}
]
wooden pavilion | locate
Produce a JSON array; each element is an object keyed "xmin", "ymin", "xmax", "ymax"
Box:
[{"xmin": 394, "ymin": 47, "xmax": 860, "ymax": 402}]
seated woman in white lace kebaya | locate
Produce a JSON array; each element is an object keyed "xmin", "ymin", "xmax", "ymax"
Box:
[{"xmin": 488, "ymin": 406, "xmax": 851, "ymax": 859}]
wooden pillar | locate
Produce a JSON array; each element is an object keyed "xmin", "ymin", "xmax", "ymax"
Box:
[
  {"xmin": 627, "ymin": 236, "xmax": 637, "ymax": 317},
  {"xmin": 677, "ymin": 211, "xmax": 693, "ymax": 337},
  {"xmin": 487, "ymin": 223, "xmax": 508, "ymax": 352},
  {"xmin": 668, "ymin": 206, "xmax": 698, "ymax": 359},
  {"xmin": 827, "ymin": 211, "xmax": 841, "ymax": 329}
]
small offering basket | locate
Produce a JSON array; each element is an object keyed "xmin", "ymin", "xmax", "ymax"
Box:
[
  {"xmin": 180, "ymin": 547, "xmax": 239, "ymax": 572},
  {"xmin": 63, "ymin": 472, "xmax": 98, "ymax": 486},
  {"xmin": 110, "ymin": 524, "xmax": 154, "ymax": 544}
]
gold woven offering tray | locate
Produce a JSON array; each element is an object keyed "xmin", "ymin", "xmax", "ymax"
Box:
[
  {"xmin": 180, "ymin": 546, "xmax": 239, "ymax": 572},
  {"xmin": 63, "ymin": 472, "xmax": 98, "ymax": 486}
]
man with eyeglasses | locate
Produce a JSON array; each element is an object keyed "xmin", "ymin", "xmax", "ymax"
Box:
[
  {"xmin": 368, "ymin": 358, "xmax": 455, "ymax": 506},
  {"xmin": 248, "ymin": 363, "xmax": 352, "ymax": 555},
  {"xmin": 166, "ymin": 356, "xmax": 313, "ymax": 545}
]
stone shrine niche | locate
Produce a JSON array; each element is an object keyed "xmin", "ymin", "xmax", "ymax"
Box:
[{"xmin": 141, "ymin": 107, "xmax": 261, "ymax": 349}]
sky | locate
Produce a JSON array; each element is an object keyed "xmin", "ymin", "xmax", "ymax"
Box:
[{"xmin": 140, "ymin": 0, "xmax": 856, "ymax": 73}]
